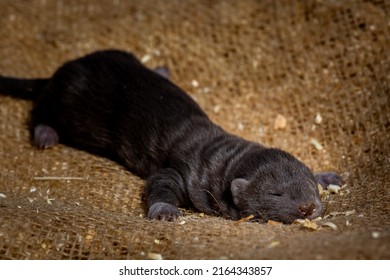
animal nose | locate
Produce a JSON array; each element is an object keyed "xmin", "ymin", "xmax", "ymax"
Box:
[{"xmin": 299, "ymin": 203, "xmax": 316, "ymax": 217}]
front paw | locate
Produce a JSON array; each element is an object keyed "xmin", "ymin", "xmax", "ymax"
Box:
[
  {"xmin": 315, "ymin": 172, "xmax": 345, "ymax": 189},
  {"xmin": 148, "ymin": 202, "xmax": 180, "ymax": 221}
]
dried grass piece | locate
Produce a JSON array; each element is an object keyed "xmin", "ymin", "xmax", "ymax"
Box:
[
  {"xmin": 45, "ymin": 196, "xmax": 55, "ymax": 205},
  {"xmin": 326, "ymin": 209, "xmax": 356, "ymax": 218},
  {"xmin": 234, "ymin": 214, "xmax": 255, "ymax": 225}
]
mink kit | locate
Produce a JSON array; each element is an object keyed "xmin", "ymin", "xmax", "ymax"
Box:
[{"xmin": 0, "ymin": 50, "xmax": 344, "ymax": 223}]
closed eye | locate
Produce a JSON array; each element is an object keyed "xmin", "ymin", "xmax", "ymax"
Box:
[{"xmin": 268, "ymin": 192, "xmax": 283, "ymax": 197}]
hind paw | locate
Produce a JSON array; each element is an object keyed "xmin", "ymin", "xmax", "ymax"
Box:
[
  {"xmin": 34, "ymin": 124, "xmax": 59, "ymax": 149},
  {"xmin": 315, "ymin": 172, "xmax": 345, "ymax": 189}
]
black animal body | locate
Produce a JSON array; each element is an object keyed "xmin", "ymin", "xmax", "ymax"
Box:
[{"xmin": 0, "ymin": 50, "xmax": 344, "ymax": 223}]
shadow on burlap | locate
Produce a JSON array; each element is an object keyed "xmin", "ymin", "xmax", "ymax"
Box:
[{"xmin": 0, "ymin": 0, "xmax": 389, "ymax": 259}]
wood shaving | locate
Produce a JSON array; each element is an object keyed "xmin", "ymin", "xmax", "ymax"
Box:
[
  {"xmin": 319, "ymin": 183, "xmax": 348, "ymax": 198},
  {"xmin": 328, "ymin": 184, "xmax": 341, "ymax": 194},
  {"xmin": 191, "ymin": 79, "xmax": 199, "ymax": 87},
  {"xmin": 85, "ymin": 229, "xmax": 96, "ymax": 241},
  {"xmin": 267, "ymin": 220, "xmax": 282, "ymax": 226},
  {"xmin": 147, "ymin": 252, "xmax": 163, "ymax": 260},
  {"xmin": 213, "ymin": 105, "xmax": 221, "ymax": 114},
  {"xmin": 0, "ymin": 193, "xmax": 6, "ymax": 198},
  {"xmin": 318, "ymin": 184, "xmax": 325, "ymax": 197},
  {"xmin": 268, "ymin": 241, "xmax": 280, "ymax": 248},
  {"xmin": 274, "ymin": 114, "xmax": 287, "ymax": 130},
  {"xmin": 141, "ymin": 54, "xmax": 151, "ymax": 63},
  {"xmin": 293, "ymin": 219, "xmax": 304, "ymax": 225},
  {"xmin": 303, "ymin": 219, "xmax": 319, "ymax": 230},
  {"xmin": 314, "ymin": 113, "xmax": 323, "ymax": 124},
  {"xmin": 310, "ymin": 138, "xmax": 324, "ymax": 151},
  {"xmin": 294, "ymin": 219, "xmax": 319, "ymax": 230},
  {"xmin": 234, "ymin": 214, "xmax": 255, "ymax": 225},
  {"xmin": 322, "ymin": 222, "xmax": 338, "ymax": 230},
  {"xmin": 85, "ymin": 234, "xmax": 94, "ymax": 241}
]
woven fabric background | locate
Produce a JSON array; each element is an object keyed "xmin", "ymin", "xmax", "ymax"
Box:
[{"xmin": 0, "ymin": 0, "xmax": 389, "ymax": 259}]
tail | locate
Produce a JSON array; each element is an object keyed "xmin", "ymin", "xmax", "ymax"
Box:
[{"xmin": 0, "ymin": 76, "xmax": 50, "ymax": 100}]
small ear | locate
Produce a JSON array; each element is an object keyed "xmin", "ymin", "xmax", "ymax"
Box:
[{"xmin": 231, "ymin": 178, "xmax": 249, "ymax": 205}]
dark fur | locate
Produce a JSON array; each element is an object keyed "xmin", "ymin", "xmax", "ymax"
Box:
[{"xmin": 0, "ymin": 50, "xmax": 344, "ymax": 223}]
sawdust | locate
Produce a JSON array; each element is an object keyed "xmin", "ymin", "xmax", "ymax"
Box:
[{"xmin": 0, "ymin": 0, "xmax": 389, "ymax": 260}]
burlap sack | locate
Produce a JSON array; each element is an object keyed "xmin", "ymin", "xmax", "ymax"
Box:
[{"xmin": 0, "ymin": 0, "xmax": 389, "ymax": 259}]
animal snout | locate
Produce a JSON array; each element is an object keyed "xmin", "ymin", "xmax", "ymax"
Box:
[{"xmin": 298, "ymin": 203, "xmax": 316, "ymax": 217}]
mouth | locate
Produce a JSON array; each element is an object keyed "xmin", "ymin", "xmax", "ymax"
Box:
[
  {"xmin": 257, "ymin": 212, "xmax": 298, "ymax": 224},
  {"xmin": 265, "ymin": 204, "xmax": 323, "ymax": 224},
  {"xmin": 307, "ymin": 207, "xmax": 322, "ymax": 220},
  {"xmin": 252, "ymin": 196, "xmax": 324, "ymax": 224}
]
